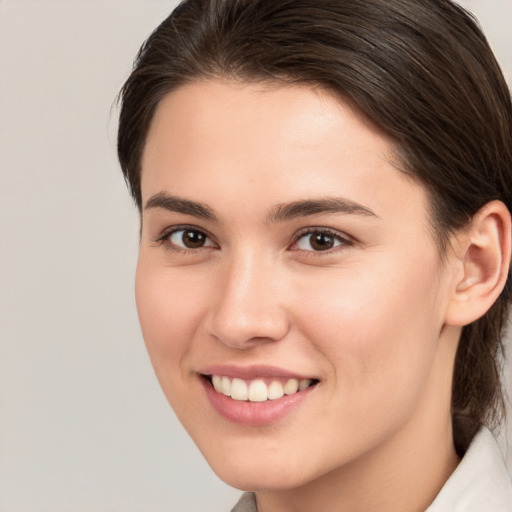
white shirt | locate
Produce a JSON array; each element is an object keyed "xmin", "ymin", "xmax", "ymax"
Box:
[
  {"xmin": 231, "ymin": 427, "xmax": 512, "ymax": 511},
  {"xmin": 426, "ymin": 427, "xmax": 512, "ymax": 511}
]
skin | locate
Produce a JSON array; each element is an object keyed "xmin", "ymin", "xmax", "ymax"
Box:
[{"xmin": 136, "ymin": 80, "xmax": 466, "ymax": 512}]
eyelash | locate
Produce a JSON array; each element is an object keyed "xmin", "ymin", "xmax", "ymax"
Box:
[
  {"xmin": 291, "ymin": 227, "xmax": 354, "ymax": 254},
  {"xmin": 156, "ymin": 225, "xmax": 354, "ymax": 255},
  {"xmin": 156, "ymin": 225, "xmax": 218, "ymax": 253}
]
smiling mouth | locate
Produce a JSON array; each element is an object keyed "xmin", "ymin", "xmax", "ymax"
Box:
[{"xmin": 205, "ymin": 375, "xmax": 319, "ymax": 402}]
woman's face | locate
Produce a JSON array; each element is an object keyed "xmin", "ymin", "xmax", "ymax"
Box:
[{"xmin": 137, "ymin": 80, "xmax": 459, "ymax": 490}]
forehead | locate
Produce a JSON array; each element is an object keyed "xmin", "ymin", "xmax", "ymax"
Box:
[
  {"xmin": 141, "ymin": 80, "xmax": 430, "ymax": 229},
  {"xmin": 143, "ymin": 80, "xmax": 394, "ymax": 163}
]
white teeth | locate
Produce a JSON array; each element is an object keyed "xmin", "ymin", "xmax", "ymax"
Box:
[
  {"xmin": 210, "ymin": 375, "xmax": 314, "ymax": 402},
  {"xmin": 212, "ymin": 375, "xmax": 223, "ymax": 393},
  {"xmin": 248, "ymin": 380, "xmax": 268, "ymax": 402},
  {"xmin": 267, "ymin": 381, "xmax": 285, "ymax": 400},
  {"xmin": 299, "ymin": 379, "xmax": 312, "ymax": 391},
  {"xmin": 221, "ymin": 376, "xmax": 231, "ymax": 396},
  {"xmin": 284, "ymin": 378, "xmax": 299, "ymax": 395},
  {"xmin": 230, "ymin": 378, "xmax": 248, "ymax": 401}
]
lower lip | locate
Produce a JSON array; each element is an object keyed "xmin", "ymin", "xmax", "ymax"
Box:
[{"xmin": 201, "ymin": 378, "xmax": 315, "ymax": 426}]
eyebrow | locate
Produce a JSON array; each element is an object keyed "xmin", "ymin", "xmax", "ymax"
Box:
[
  {"xmin": 144, "ymin": 192, "xmax": 378, "ymax": 223},
  {"xmin": 267, "ymin": 198, "xmax": 378, "ymax": 222},
  {"xmin": 144, "ymin": 192, "xmax": 217, "ymax": 220}
]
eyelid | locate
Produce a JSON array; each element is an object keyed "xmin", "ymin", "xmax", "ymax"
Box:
[
  {"xmin": 154, "ymin": 224, "xmax": 353, "ymax": 254},
  {"xmin": 156, "ymin": 224, "xmax": 218, "ymax": 251},
  {"xmin": 289, "ymin": 226, "xmax": 354, "ymax": 253}
]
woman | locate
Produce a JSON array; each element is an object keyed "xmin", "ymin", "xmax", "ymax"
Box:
[{"xmin": 117, "ymin": 0, "xmax": 512, "ymax": 510}]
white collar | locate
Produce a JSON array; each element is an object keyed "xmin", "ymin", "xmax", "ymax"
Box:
[{"xmin": 426, "ymin": 426, "xmax": 512, "ymax": 511}]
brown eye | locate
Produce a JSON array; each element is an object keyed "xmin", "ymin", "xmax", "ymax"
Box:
[
  {"xmin": 169, "ymin": 228, "xmax": 215, "ymax": 249},
  {"xmin": 310, "ymin": 232, "xmax": 335, "ymax": 251},
  {"xmin": 294, "ymin": 230, "xmax": 347, "ymax": 252}
]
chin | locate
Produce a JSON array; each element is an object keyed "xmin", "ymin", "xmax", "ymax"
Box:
[
  {"xmin": 199, "ymin": 442, "xmax": 328, "ymax": 492},
  {"xmin": 212, "ymin": 463, "xmax": 309, "ymax": 492}
]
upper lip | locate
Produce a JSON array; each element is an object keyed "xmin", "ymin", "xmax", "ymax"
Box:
[{"xmin": 199, "ymin": 364, "xmax": 317, "ymax": 381}]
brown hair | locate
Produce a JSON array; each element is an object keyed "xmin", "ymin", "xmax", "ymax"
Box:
[{"xmin": 117, "ymin": 0, "xmax": 512, "ymax": 448}]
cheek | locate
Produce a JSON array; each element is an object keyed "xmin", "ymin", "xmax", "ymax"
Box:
[
  {"xmin": 134, "ymin": 262, "xmax": 206, "ymax": 378},
  {"xmin": 134, "ymin": 260, "xmax": 219, "ymax": 432},
  {"xmin": 292, "ymin": 256, "xmax": 445, "ymax": 403}
]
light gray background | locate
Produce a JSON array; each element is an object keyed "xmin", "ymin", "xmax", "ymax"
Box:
[{"xmin": 0, "ymin": 1, "xmax": 511, "ymax": 511}]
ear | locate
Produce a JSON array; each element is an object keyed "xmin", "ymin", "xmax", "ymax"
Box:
[{"xmin": 445, "ymin": 200, "xmax": 511, "ymax": 327}]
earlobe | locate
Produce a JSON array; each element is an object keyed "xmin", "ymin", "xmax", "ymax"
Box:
[{"xmin": 445, "ymin": 200, "xmax": 511, "ymax": 327}]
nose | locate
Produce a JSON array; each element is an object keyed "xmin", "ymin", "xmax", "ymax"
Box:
[{"xmin": 206, "ymin": 253, "xmax": 290, "ymax": 349}]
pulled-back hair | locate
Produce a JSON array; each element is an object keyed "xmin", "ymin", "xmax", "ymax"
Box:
[{"xmin": 117, "ymin": 0, "xmax": 512, "ymax": 449}]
